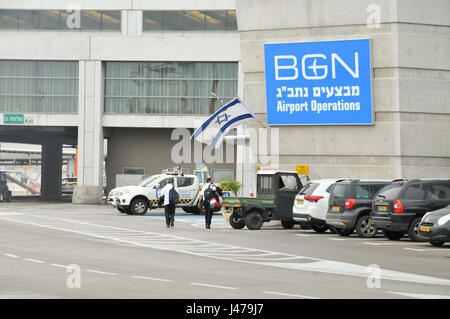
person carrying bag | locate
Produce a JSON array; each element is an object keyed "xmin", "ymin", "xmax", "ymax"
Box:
[
  {"xmin": 160, "ymin": 179, "xmax": 178, "ymax": 228},
  {"xmin": 198, "ymin": 178, "xmax": 222, "ymax": 229}
]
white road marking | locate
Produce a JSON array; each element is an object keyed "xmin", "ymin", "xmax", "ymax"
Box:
[
  {"xmin": 190, "ymin": 282, "xmax": 238, "ymax": 290},
  {"xmin": 132, "ymin": 275, "xmax": 172, "ymax": 282},
  {"xmin": 85, "ymin": 269, "xmax": 118, "ymax": 276},
  {"xmin": 295, "ymin": 234, "xmax": 312, "ymax": 237},
  {"xmin": 50, "ymin": 263, "xmax": 70, "ymax": 269},
  {"xmin": 263, "ymin": 291, "xmax": 319, "ymax": 299},
  {"xmin": 260, "ymin": 261, "xmax": 450, "ymax": 286},
  {"xmin": 328, "ymin": 238, "xmax": 348, "ymax": 241},
  {"xmin": 386, "ymin": 291, "xmax": 450, "ymax": 299},
  {"xmin": 24, "ymin": 258, "xmax": 45, "ymax": 264},
  {"xmin": 404, "ymin": 248, "xmax": 427, "ymax": 252},
  {"xmin": 1, "ymin": 213, "xmax": 450, "ymax": 287},
  {"xmin": 363, "ymin": 241, "xmax": 398, "ymax": 246},
  {"xmin": 363, "ymin": 242, "xmax": 391, "ymax": 246},
  {"xmin": 404, "ymin": 247, "xmax": 448, "ymax": 252},
  {"xmin": 3, "ymin": 253, "xmax": 19, "ymax": 258}
]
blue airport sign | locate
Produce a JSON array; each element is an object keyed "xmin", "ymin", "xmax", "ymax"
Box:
[{"xmin": 264, "ymin": 39, "xmax": 373, "ymax": 125}]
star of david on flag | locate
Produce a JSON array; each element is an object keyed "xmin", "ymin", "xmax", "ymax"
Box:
[{"xmin": 191, "ymin": 97, "xmax": 258, "ymax": 148}]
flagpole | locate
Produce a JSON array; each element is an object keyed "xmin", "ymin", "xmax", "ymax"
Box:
[{"xmin": 211, "ymin": 92, "xmax": 225, "ymax": 106}]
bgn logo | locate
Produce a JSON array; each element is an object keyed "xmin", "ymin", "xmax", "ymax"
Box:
[{"xmin": 274, "ymin": 53, "xmax": 359, "ymax": 80}]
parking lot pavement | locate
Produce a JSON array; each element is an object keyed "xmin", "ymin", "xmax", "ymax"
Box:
[{"xmin": 0, "ymin": 202, "xmax": 449, "ymax": 299}]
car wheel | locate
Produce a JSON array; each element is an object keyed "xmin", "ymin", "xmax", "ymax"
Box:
[
  {"xmin": 382, "ymin": 229, "xmax": 404, "ymax": 240},
  {"xmin": 245, "ymin": 211, "xmax": 264, "ymax": 230},
  {"xmin": 311, "ymin": 222, "xmax": 329, "ymax": 233},
  {"xmin": 281, "ymin": 220, "xmax": 295, "ymax": 229},
  {"xmin": 117, "ymin": 206, "xmax": 130, "ymax": 214},
  {"xmin": 130, "ymin": 198, "xmax": 149, "ymax": 216},
  {"xmin": 328, "ymin": 226, "xmax": 339, "ymax": 234},
  {"xmin": 229, "ymin": 212, "xmax": 245, "ymax": 229},
  {"xmin": 407, "ymin": 217, "xmax": 422, "ymax": 242},
  {"xmin": 430, "ymin": 241, "xmax": 445, "ymax": 247},
  {"xmin": 335, "ymin": 227, "xmax": 354, "ymax": 236},
  {"xmin": 356, "ymin": 215, "xmax": 378, "ymax": 238}
]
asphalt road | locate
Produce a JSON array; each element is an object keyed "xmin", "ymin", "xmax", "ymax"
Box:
[{"xmin": 0, "ymin": 202, "xmax": 449, "ymax": 299}]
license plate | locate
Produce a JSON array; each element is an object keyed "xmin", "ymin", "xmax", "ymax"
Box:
[
  {"xmin": 420, "ymin": 226, "xmax": 430, "ymax": 232},
  {"xmin": 332, "ymin": 206, "xmax": 340, "ymax": 212},
  {"xmin": 297, "ymin": 200, "xmax": 304, "ymax": 205},
  {"xmin": 378, "ymin": 206, "xmax": 388, "ymax": 212}
]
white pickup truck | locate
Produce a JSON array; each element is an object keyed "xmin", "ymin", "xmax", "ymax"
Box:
[{"xmin": 107, "ymin": 169, "xmax": 215, "ymax": 215}]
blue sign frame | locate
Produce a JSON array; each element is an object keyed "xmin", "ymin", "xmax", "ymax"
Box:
[{"xmin": 264, "ymin": 39, "xmax": 373, "ymax": 125}]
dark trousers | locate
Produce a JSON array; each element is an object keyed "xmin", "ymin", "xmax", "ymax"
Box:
[
  {"xmin": 164, "ymin": 204, "xmax": 175, "ymax": 226},
  {"xmin": 204, "ymin": 207, "xmax": 213, "ymax": 228}
]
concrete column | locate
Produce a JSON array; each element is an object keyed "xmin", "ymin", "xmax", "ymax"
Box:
[
  {"xmin": 41, "ymin": 138, "xmax": 62, "ymax": 201},
  {"xmin": 237, "ymin": 61, "xmax": 256, "ymax": 197},
  {"xmin": 72, "ymin": 60, "xmax": 104, "ymax": 204}
]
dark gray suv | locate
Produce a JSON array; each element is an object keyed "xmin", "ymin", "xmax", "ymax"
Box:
[
  {"xmin": 326, "ymin": 180, "xmax": 389, "ymax": 237},
  {"xmin": 372, "ymin": 179, "xmax": 450, "ymax": 241}
]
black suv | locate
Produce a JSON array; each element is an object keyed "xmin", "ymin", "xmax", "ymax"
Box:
[
  {"xmin": 326, "ymin": 180, "xmax": 389, "ymax": 237},
  {"xmin": 372, "ymin": 179, "xmax": 450, "ymax": 241}
]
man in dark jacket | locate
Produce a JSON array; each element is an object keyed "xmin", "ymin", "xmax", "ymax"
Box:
[{"xmin": 198, "ymin": 178, "xmax": 222, "ymax": 229}]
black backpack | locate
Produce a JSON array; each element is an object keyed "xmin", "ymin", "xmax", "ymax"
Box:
[
  {"xmin": 203, "ymin": 184, "xmax": 215, "ymax": 201},
  {"xmin": 169, "ymin": 187, "xmax": 179, "ymax": 205}
]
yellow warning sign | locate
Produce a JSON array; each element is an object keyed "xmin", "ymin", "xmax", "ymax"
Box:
[{"xmin": 296, "ymin": 165, "xmax": 309, "ymax": 175}]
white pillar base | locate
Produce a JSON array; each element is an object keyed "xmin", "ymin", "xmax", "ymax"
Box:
[{"xmin": 72, "ymin": 186, "xmax": 103, "ymax": 204}]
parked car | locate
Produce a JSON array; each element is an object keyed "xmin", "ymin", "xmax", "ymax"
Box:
[
  {"xmin": 108, "ymin": 171, "xmax": 202, "ymax": 215},
  {"xmin": 325, "ymin": 179, "xmax": 389, "ymax": 237},
  {"xmin": 293, "ymin": 179, "xmax": 339, "ymax": 233},
  {"xmin": 61, "ymin": 177, "xmax": 77, "ymax": 194},
  {"xmin": 372, "ymin": 179, "xmax": 450, "ymax": 241},
  {"xmin": 418, "ymin": 205, "xmax": 450, "ymax": 247}
]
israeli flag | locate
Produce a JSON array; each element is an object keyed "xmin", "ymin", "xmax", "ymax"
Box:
[{"xmin": 192, "ymin": 97, "xmax": 257, "ymax": 148}]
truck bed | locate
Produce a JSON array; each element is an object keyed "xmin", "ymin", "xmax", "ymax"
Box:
[{"xmin": 223, "ymin": 196, "xmax": 275, "ymax": 208}]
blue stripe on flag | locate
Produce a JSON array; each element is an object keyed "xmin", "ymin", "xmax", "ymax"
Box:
[
  {"xmin": 210, "ymin": 113, "xmax": 254, "ymax": 148},
  {"xmin": 192, "ymin": 98, "xmax": 240, "ymax": 139}
]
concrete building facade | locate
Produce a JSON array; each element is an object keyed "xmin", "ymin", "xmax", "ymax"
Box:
[
  {"xmin": 236, "ymin": 0, "xmax": 450, "ymax": 180},
  {"xmin": 0, "ymin": 0, "xmax": 242, "ymax": 202}
]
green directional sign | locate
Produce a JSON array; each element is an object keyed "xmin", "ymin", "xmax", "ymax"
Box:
[{"xmin": 4, "ymin": 114, "xmax": 24, "ymax": 124}]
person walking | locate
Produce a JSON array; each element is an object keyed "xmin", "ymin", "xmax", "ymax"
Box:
[
  {"xmin": 198, "ymin": 178, "xmax": 222, "ymax": 229},
  {"xmin": 160, "ymin": 178, "xmax": 177, "ymax": 228}
]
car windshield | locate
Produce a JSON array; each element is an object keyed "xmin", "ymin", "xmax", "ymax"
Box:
[
  {"xmin": 138, "ymin": 175, "xmax": 160, "ymax": 187},
  {"xmin": 376, "ymin": 183, "xmax": 402, "ymax": 199},
  {"xmin": 299, "ymin": 182, "xmax": 319, "ymax": 196}
]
